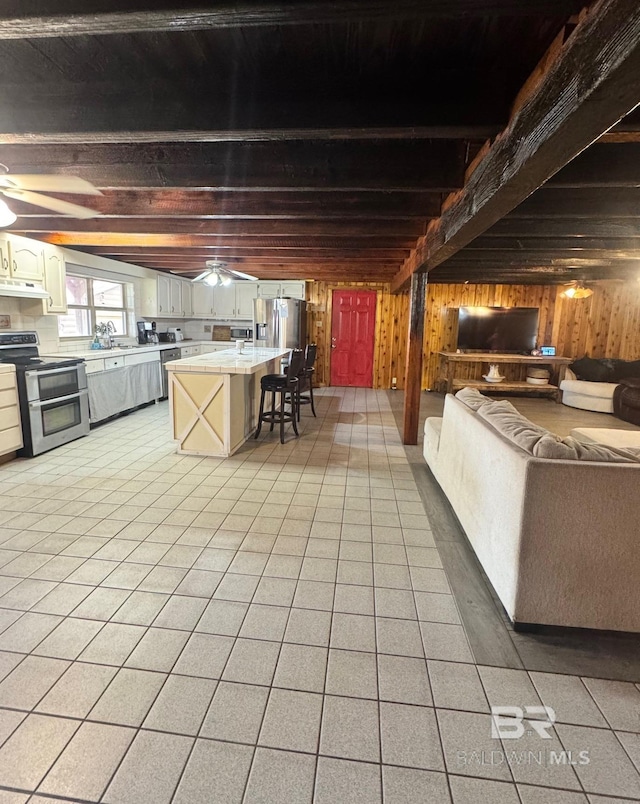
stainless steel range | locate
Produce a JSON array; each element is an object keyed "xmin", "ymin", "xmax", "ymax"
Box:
[{"xmin": 0, "ymin": 331, "xmax": 89, "ymax": 457}]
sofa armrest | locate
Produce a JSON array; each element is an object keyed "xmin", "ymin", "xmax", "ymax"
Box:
[{"xmin": 619, "ymin": 377, "xmax": 640, "ymax": 389}]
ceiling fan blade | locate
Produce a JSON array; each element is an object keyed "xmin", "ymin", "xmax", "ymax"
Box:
[
  {"xmin": 191, "ymin": 271, "xmax": 210, "ymax": 282},
  {"xmin": 1, "ymin": 189, "xmax": 100, "ymax": 219},
  {"xmin": 227, "ymin": 268, "xmax": 259, "ymax": 281},
  {"xmin": 0, "ymin": 175, "xmax": 102, "ymax": 195}
]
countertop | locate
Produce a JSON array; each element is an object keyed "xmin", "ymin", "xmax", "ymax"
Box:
[
  {"xmin": 165, "ymin": 347, "xmax": 289, "ymax": 375},
  {"xmin": 48, "ymin": 340, "xmax": 250, "ymax": 361}
]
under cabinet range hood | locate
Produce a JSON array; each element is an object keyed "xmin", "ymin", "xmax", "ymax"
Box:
[{"xmin": 0, "ymin": 280, "xmax": 49, "ymax": 300}]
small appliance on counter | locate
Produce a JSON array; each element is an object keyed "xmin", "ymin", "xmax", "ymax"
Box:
[
  {"xmin": 0, "ymin": 331, "xmax": 90, "ymax": 457},
  {"xmin": 158, "ymin": 332, "xmax": 176, "ymax": 343},
  {"xmin": 136, "ymin": 321, "xmax": 158, "ymax": 345},
  {"xmin": 168, "ymin": 327, "xmax": 184, "ymax": 342}
]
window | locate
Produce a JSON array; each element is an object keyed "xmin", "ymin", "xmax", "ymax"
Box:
[{"xmin": 58, "ymin": 276, "xmax": 129, "ymax": 338}]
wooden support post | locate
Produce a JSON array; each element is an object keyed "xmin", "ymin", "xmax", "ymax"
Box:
[{"xmin": 402, "ymin": 271, "xmax": 427, "ymax": 445}]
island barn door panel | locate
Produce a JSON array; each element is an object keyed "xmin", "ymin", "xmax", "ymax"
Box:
[{"xmin": 330, "ymin": 290, "xmax": 377, "ymax": 387}]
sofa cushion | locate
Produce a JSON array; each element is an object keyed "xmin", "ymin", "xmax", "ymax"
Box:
[
  {"xmin": 569, "ymin": 356, "xmax": 619, "ymax": 382},
  {"xmin": 613, "ymin": 360, "xmax": 640, "ymax": 381},
  {"xmin": 533, "ymin": 435, "xmax": 640, "ymax": 463},
  {"xmin": 476, "ymin": 400, "xmax": 557, "ymax": 454},
  {"xmin": 454, "ymin": 387, "xmax": 491, "ymax": 411},
  {"xmin": 559, "ymin": 379, "xmax": 619, "ymax": 399}
]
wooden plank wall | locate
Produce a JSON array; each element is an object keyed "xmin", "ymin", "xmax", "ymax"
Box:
[
  {"xmin": 306, "ymin": 281, "xmax": 409, "ymax": 389},
  {"xmin": 307, "ymin": 280, "xmax": 640, "ymax": 390},
  {"xmin": 552, "ymin": 280, "xmax": 640, "ymax": 360},
  {"xmin": 422, "ymin": 284, "xmax": 557, "ymax": 389}
]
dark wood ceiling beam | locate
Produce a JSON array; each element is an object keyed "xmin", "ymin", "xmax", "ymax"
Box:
[
  {"xmin": 0, "ymin": 141, "xmax": 465, "ymax": 192},
  {"xmin": 446, "ymin": 249, "xmax": 640, "ymax": 262},
  {"xmin": 0, "ymin": 88, "xmax": 504, "ymax": 144},
  {"xmin": 5, "ymin": 190, "xmax": 442, "ymax": 220},
  {"xmin": 158, "ymin": 266, "xmax": 397, "ymax": 276},
  {"xmin": 467, "ymin": 236, "xmax": 640, "ymax": 251},
  {"xmin": 0, "ymin": 1, "xmax": 585, "ymax": 39},
  {"xmin": 13, "ymin": 217, "xmax": 425, "ymax": 238},
  {"xmin": 391, "ymin": 0, "xmax": 640, "ymax": 292},
  {"xmin": 80, "ymin": 247, "xmax": 401, "ymax": 259},
  {"xmin": 83, "ymin": 249, "xmax": 408, "ymax": 261},
  {"xmin": 485, "ymin": 218, "xmax": 640, "ymax": 238},
  {"xmin": 41, "ymin": 233, "xmax": 415, "ymax": 250},
  {"xmin": 508, "ymin": 188, "xmax": 640, "ymax": 219},
  {"xmin": 545, "ymin": 144, "xmax": 640, "ymax": 187}
]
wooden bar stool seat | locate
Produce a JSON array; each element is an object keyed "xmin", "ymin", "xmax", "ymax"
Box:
[
  {"xmin": 297, "ymin": 343, "xmax": 317, "ymax": 420},
  {"xmin": 254, "ymin": 349, "xmax": 305, "ymax": 444}
]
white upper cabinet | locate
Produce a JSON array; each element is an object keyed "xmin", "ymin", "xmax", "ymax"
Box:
[
  {"xmin": 257, "ymin": 281, "xmax": 305, "ymax": 300},
  {"xmin": 169, "ymin": 277, "xmax": 182, "ymax": 316},
  {"xmin": 156, "ymin": 274, "xmax": 171, "ymax": 316},
  {"xmin": 212, "ymin": 284, "xmax": 236, "ymax": 318},
  {"xmin": 0, "ymin": 236, "xmax": 9, "ymax": 278},
  {"xmin": 8, "ymin": 235, "xmax": 43, "ymax": 282},
  {"xmin": 256, "ymin": 282, "xmax": 280, "ymax": 299},
  {"xmin": 42, "ymin": 244, "xmax": 67, "ymax": 314},
  {"xmin": 181, "ymin": 281, "xmax": 193, "ymax": 317},
  {"xmin": 192, "ymin": 284, "xmax": 214, "ymax": 317},
  {"xmin": 235, "ymin": 283, "xmax": 258, "ymax": 318},
  {"xmin": 280, "ymin": 282, "xmax": 306, "ymax": 300}
]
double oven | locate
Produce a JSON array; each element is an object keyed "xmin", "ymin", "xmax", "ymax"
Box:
[{"xmin": 0, "ymin": 332, "xmax": 90, "ymax": 457}]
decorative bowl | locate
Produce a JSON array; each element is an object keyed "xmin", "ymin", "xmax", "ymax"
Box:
[{"xmin": 482, "ymin": 374, "xmax": 505, "ymax": 383}]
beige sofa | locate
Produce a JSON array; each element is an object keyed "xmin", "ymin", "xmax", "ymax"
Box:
[
  {"xmin": 560, "ymin": 367, "xmax": 618, "ymax": 413},
  {"xmin": 423, "ymin": 391, "xmax": 640, "ymax": 632}
]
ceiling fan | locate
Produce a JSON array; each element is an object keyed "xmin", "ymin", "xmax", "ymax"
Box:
[
  {"xmin": 191, "ymin": 260, "xmax": 258, "ymax": 286},
  {"xmin": 0, "ymin": 164, "xmax": 102, "ymax": 225},
  {"xmin": 560, "ymin": 280, "xmax": 594, "ymax": 299}
]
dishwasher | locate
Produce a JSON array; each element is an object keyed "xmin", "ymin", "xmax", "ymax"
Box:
[{"xmin": 160, "ymin": 347, "xmax": 181, "ymax": 399}]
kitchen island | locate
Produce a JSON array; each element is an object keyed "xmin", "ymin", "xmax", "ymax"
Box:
[{"xmin": 165, "ymin": 347, "xmax": 290, "ymax": 457}]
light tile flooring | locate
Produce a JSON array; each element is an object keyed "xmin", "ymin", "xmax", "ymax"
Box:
[{"xmin": 0, "ymin": 388, "xmax": 638, "ymax": 804}]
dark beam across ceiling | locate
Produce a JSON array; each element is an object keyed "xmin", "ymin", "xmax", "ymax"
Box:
[
  {"xmin": 0, "ymin": 88, "xmax": 505, "ymax": 144},
  {"xmin": 392, "ymin": 0, "xmax": 640, "ymax": 291},
  {"xmin": 0, "ymin": 141, "xmax": 465, "ymax": 192},
  {"xmin": 5, "ymin": 190, "xmax": 443, "ymax": 220},
  {"xmin": 13, "ymin": 218, "xmax": 426, "ymax": 238},
  {"xmin": 0, "ymin": 1, "xmax": 586, "ymax": 39}
]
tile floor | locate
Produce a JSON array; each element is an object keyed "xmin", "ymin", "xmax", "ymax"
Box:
[{"xmin": 0, "ymin": 388, "xmax": 638, "ymax": 803}]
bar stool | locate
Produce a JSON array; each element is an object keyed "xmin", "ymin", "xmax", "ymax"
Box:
[
  {"xmin": 255, "ymin": 349, "xmax": 305, "ymax": 444},
  {"xmin": 297, "ymin": 343, "xmax": 317, "ymax": 420}
]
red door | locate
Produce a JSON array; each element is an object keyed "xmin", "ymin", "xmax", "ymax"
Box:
[{"xmin": 330, "ymin": 290, "xmax": 377, "ymax": 387}]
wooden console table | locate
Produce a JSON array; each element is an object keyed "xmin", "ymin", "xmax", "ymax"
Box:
[{"xmin": 439, "ymin": 352, "xmax": 572, "ymax": 401}]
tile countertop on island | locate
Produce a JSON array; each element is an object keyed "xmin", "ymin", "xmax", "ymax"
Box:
[{"xmin": 164, "ymin": 347, "xmax": 290, "ymax": 375}]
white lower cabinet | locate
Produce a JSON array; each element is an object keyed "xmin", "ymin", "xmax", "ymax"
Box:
[
  {"xmin": 86, "ymin": 352, "xmax": 162, "ymax": 423},
  {"xmin": 0, "ymin": 368, "xmax": 22, "ymax": 456}
]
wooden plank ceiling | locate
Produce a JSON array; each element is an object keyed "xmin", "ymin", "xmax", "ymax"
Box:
[{"xmin": 0, "ymin": 1, "xmax": 636, "ymax": 285}]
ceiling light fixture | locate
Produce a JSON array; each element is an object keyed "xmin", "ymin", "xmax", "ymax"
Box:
[
  {"xmin": 561, "ymin": 282, "xmax": 593, "ymax": 299},
  {"xmin": 0, "ymin": 199, "xmax": 17, "ymax": 227},
  {"xmin": 192, "ymin": 260, "xmax": 258, "ymax": 285}
]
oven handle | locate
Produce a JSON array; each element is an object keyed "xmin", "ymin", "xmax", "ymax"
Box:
[
  {"xmin": 25, "ymin": 365, "xmax": 83, "ymax": 379},
  {"xmin": 28, "ymin": 389, "xmax": 88, "ymax": 409}
]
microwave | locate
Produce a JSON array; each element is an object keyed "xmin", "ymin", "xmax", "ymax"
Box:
[{"xmin": 230, "ymin": 327, "xmax": 252, "ymax": 340}]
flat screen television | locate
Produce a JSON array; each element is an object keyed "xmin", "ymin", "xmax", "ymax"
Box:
[{"xmin": 456, "ymin": 307, "xmax": 539, "ymax": 353}]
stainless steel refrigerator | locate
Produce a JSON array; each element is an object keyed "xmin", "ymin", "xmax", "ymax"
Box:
[{"xmin": 254, "ymin": 297, "xmax": 307, "ymax": 350}]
